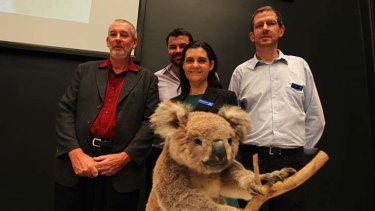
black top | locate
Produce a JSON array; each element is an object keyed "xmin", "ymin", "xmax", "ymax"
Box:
[{"xmin": 172, "ymin": 86, "xmax": 238, "ymax": 113}]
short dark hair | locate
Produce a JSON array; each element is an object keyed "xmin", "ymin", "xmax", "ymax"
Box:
[
  {"xmin": 250, "ymin": 6, "xmax": 284, "ymax": 32},
  {"xmin": 179, "ymin": 41, "xmax": 222, "ymax": 95},
  {"xmin": 165, "ymin": 28, "xmax": 194, "ymax": 46}
]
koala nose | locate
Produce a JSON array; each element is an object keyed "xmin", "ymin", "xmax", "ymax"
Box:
[{"xmin": 211, "ymin": 141, "xmax": 227, "ymax": 162}]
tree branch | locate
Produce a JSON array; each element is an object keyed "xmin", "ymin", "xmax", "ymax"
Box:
[{"xmin": 245, "ymin": 150, "xmax": 329, "ymax": 211}]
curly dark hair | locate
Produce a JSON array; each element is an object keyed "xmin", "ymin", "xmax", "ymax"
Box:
[
  {"xmin": 179, "ymin": 41, "xmax": 222, "ymax": 95},
  {"xmin": 165, "ymin": 28, "xmax": 194, "ymax": 46}
]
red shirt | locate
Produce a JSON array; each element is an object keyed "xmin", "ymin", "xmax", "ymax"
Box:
[{"xmin": 89, "ymin": 59, "xmax": 138, "ymax": 140}]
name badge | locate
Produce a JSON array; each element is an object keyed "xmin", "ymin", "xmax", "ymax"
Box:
[
  {"xmin": 291, "ymin": 83, "xmax": 303, "ymax": 91},
  {"xmin": 198, "ymin": 99, "xmax": 214, "ymax": 107}
]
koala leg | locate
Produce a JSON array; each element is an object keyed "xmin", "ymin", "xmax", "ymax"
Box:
[{"xmin": 260, "ymin": 167, "xmax": 296, "ymax": 186}]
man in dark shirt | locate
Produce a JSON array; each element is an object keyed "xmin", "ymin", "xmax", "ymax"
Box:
[{"xmin": 54, "ymin": 19, "xmax": 159, "ymax": 211}]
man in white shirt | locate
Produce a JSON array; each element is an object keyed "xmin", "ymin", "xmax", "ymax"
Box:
[
  {"xmin": 154, "ymin": 28, "xmax": 194, "ymax": 101},
  {"xmin": 228, "ymin": 6, "xmax": 325, "ymax": 211},
  {"xmin": 145, "ymin": 28, "xmax": 193, "ymax": 201}
]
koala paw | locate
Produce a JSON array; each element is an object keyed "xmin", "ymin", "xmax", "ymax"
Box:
[
  {"xmin": 260, "ymin": 167, "xmax": 296, "ymax": 186},
  {"xmin": 248, "ymin": 181, "xmax": 264, "ymax": 196}
]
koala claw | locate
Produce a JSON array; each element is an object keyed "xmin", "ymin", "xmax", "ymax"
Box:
[
  {"xmin": 248, "ymin": 182, "xmax": 264, "ymax": 196},
  {"xmin": 260, "ymin": 167, "xmax": 296, "ymax": 186}
]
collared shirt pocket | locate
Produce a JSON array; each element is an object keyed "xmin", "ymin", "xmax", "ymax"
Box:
[{"xmin": 286, "ymin": 82, "xmax": 304, "ymax": 108}]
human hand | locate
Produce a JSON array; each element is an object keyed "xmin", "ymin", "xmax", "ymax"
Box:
[
  {"xmin": 93, "ymin": 152, "xmax": 131, "ymax": 176},
  {"xmin": 68, "ymin": 148, "xmax": 99, "ymax": 177}
]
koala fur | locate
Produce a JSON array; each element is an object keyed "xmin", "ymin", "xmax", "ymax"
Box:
[{"xmin": 146, "ymin": 101, "xmax": 295, "ymax": 211}]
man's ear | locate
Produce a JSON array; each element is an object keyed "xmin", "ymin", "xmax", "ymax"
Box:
[
  {"xmin": 150, "ymin": 101, "xmax": 191, "ymax": 139},
  {"xmin": 279, "ymin": 25, "xmax": 285, "ymax": 38},
  {"xmin": 249, "ymin": 32, "xmax": 255, "ymax": 43},
  {"xmin": 132, "ymin": 38, "xmax": 138, "ymax": 49}
]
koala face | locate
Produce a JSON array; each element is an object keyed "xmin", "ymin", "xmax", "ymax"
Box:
[
  {"xmin": 168, "ymin": 112, "xmax": 240, "ymax": 175},
  {"xmin": 151, "ymin": 101, "xmax": 251, "ymax": 175}
]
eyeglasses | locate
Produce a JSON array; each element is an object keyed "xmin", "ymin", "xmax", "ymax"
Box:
[{"xmin": 253, "ymin": 20, "xmax": 278, "ymax": 29}]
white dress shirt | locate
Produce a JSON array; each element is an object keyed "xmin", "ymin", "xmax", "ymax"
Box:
[
  {"xmin": 228, "ymin": 51, "xmax": 325, "ymax": 148},
  {"xmin": 154, "ymin": 64, "xmax": 181, "ymax": 102},
  {"xmin": 153, "ymin": 64, "xmax": 181, "ymax": 148}
]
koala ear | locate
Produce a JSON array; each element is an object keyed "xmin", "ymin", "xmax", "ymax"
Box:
[
  {"xmin": 150, "ymin": 101, "xmax": 191, "ymax": 139},
  {"xmin": 218, "ymin": 105, "xmax": 251, "ymax": 141}
]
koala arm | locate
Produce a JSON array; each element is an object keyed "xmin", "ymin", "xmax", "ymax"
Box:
[
  {"xmin": 219, "ymin": 160, "xmax": 297, "ymax": 201},
  {"xmin": 219, "ymin": 161, "xmax": 262, "ymax": 201}
]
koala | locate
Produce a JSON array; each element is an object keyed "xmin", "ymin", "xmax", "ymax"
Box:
[{"xmin": 146, "ymin": 101, "xmax": 295, "ymax": 211}]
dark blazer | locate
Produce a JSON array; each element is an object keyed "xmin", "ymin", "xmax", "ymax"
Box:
[
  {"xmin": 55, "ymin": 60, "xmax": 159, "ymax": 192},
  {"xmin": 172, "ymin": 86, "xmax": 238, "ymax": 113}
]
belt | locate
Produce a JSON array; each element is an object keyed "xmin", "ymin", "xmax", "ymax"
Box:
[
  {"xmin": 240, "ymin": 144, "xmax": 303, "ymax": 156},
  {"xmin": 91, "ymin": 137, "xmax": 113, "ymax": 148}
]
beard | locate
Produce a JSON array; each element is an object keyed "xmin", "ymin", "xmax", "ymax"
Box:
[
  {"xmin": 110, "ymin": 46, "xmax": 132, "ymax": 60},
  {"xmin": 170, "ymin": 53, "xmax": 182, "ymax": 66}
]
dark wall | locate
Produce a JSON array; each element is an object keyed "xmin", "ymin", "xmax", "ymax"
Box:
[
  {"xmin": 0, "ymin": 46, "xmax": 103, "ymax": 210},
  {"xmin": 0, "ymin": 0, "xmax": 374, "ymax": 210}
]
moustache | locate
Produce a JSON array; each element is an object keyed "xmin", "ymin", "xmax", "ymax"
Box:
[
  {"xmin": 112, "ymin": 45, "xmax": 124, "ymax": 50},
  {"xmin": 172, "ymin": 52, "xmax": 182, "ymax": 59}
]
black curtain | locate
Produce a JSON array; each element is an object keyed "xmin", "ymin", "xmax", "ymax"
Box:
[{"xmin": 359, "ymin": 0, "xmax": 375, "ymax": 163}]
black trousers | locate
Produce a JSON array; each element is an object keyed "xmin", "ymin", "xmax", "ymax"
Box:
[
  {"xmin": 144, "ymin": 146, "xmax": 162, "ymax": 203},
  {"xmin": 55, "ymin": 145, "xmax": 140, "ymax": 211},
  {"xmin": 238, "ymin": 145, "xmax": 306, "ymax": 211},
  {"xmin": 55, "ymin": 177, "xmax": 140, "ymax": 211}
]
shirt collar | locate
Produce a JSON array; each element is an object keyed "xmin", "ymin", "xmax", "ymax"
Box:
[
  {"xmin": 161, "ymin": 63, "xmax": 180, "ymax": 79},
  {"xmin": 161, "ymin": 64, "xmax": 173, "ymax": 74},
  {"xmin": 249, "ymin": 50, "xmax": 288, "ymax": 70},
  {"xmin": 99, "ymin": 58, "xmax": 139, "ymax": 72}
]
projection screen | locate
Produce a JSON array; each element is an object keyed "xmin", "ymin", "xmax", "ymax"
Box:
[{"xmin": 0, "ymin": 0, "xmax": 140, "ymax": 54}]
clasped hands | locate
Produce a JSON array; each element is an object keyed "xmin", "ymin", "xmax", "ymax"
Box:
[{"xmin": 68, "ymin": 148, "xmax": 131, "ymax": 177}]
